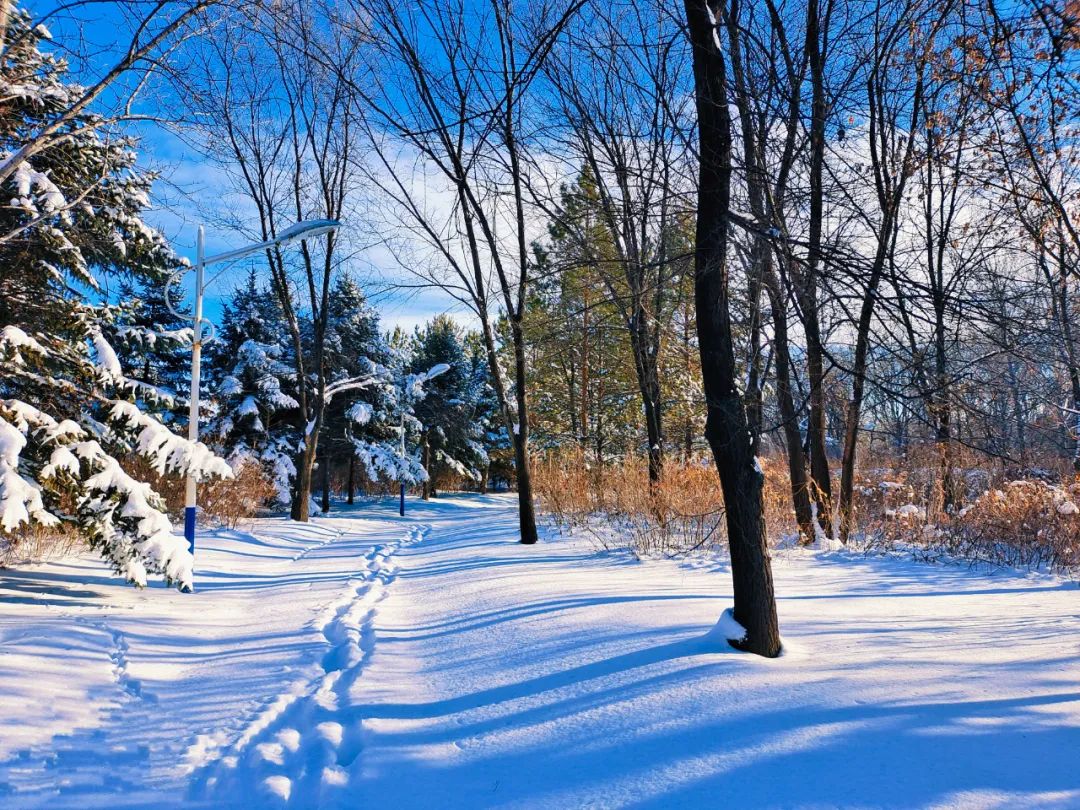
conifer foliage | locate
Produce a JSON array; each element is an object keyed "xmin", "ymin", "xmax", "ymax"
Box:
[
  {"xmin": 410, "ymin": 317, "xmax": 490, "ymax": 497},
  {"xmin": 0, "ymin": 11, "xmax": 230, "ymax": 589},
  {"xmin": 207, "ymin": 271, "xmax": 298, "ymax": 505}
]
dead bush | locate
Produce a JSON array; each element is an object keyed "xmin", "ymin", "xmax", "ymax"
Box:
[
  {"xmin": 536, "ymin": 446, "xmax": 1080, "ymax": 573},
  {"xmin": 533, "ymin": 450, "xmax": 797, "ymax": 555},
  {"xmin": 0, "ymin": 522, "xmax": 85, "ymax": 566},
  {"xmin": 944, "ymin": 479, "xmax": 1080, "ymax": 570},
  {"xmin": 122, "ymin": 455, "xmax": 277, "ymax": 529}
]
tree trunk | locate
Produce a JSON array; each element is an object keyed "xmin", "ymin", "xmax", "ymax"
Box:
[
  {"xmin": 321, "ymin": 448, "xmax": 331, "ymax": 514},
  {"xmin": 721, "ymin": 3, "xmax": 808, "ymax": 542},
  {"xmin": 512, "ymin": 320, "xmax": 540, "ymax": 545},
  {"xmin": 1043, "ymin": 245, "xmax": 1080, "ymax": 471},
  {"xmin": 838, "ymin": 232, "xmax": 895, "ymax": 542},
  {"xmin": 632, "ymin": 332, "xmax": 664, "ymax": 484},
  {"xmin": 290, "ymin": 437, "xmax": 317, "ymax": 522},
  {"xmin": 802, "ymin": 0, "xmax": 833, "ymax": 539},
  {"xmin": 804, "ymin": 306, "xmax": 833, "ymax": 536},
  {"xmin": 580, "ymin": 290, "xmax": 590, "ymax": 447},
  {"xmin": 421, "ymin": 431, "xmax": 431, "ymax": 501},
  {"xmin": 347, "ymin": 454, "xmax": 355, "ymax": 505},
  {"xmin": 685, "ymin": 0, "xmax": 781, "ymax": 658},
  {"xmin": 763, "ymin": 265, "xmax": 816, "ymax": 544}
]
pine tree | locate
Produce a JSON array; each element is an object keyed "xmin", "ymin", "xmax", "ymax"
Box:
[
  {"xmin": 0, "ymin": 11, "xmax": 230, "ymax": 589},
  {"xmin": 347, "ymin": 335, "xmax": 433, "ymax": 491},
  {"xmin": 206, "ymin": 271, "xmax": 298, "ymax": 505},
  {"xmin": 107, "ymin": 279, "xmax": 193, "ymax": 426},
  {"xmin": 523, "ymin": 169, "xmax": 641, "ymax": 462},
  {"xmin": 410, "ymin": 317, "xmax": 487, "ymax": 497},
  {"xmin": 318, "ymin": 275, "xmax": 393, "ymax": 509},
  {"xmin": 463, "ymin": 332, "xmax": 506, "ymax": 492}
]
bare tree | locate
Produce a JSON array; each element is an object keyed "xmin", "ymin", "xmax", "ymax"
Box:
[
  {"xmin": 177, "ymin": 1, "xmax": 368, "ymax": 520},
  {"xmin": 683, "ymin": 0, "xmax": 782, "ymax": 658},
  {"xmin": 541, "ymin": 1, "xmax": 695, "ymax": 484},
  {"xmin": 0, "ymin": 1, "xmax": 217, "ymax": 188},
  {"xmin": 835, "ymin": 0, "xmax": 941, "ymax": 542},
  {"xmin": 339, "ymin": 0, "xmax": 583, "ymax": 544}
]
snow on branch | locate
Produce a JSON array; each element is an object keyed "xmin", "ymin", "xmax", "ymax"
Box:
[{"xmin": 107, "ymin": 401, "xmax": 233, "ymax": 482}]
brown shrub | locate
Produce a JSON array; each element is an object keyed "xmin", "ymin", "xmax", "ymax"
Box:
[
  {"xmin": 0, "ymin": 522, "xmax": 86, "ymax": 566},
  {"xmin": 532, "ymin": 450, "xmax": 798, "ymax": 555},
  {"xmin": 944, "ymin": 478, "xmax": 1080, "ymax": 570},
  {"xmin": 122, "ymin": 455, "xmax": 277, "ymax": 529},
  {"xmin": 536, "ymin": 447, "xmax": 1080, "ymax": 573}
]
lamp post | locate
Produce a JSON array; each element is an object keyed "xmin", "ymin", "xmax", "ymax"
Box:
[
  {"xmin": 399, "ymin": 408, "xmax": 406, "ymax": 517},
  {"xmin": 166, "ymin": 219, "xmax": 341, "ymax": 593}
]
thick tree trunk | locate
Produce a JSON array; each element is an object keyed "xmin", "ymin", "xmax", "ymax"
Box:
[
  {"xmin": 347, "ymin": 454, "xmax": 355, "ymax": 505},
  {"xmin": 290, "ymin": 439, "xmax": 316, "ymax": 522},
  {"xmin": 685, "ymin": 0, "xmax": 781, "ymax": 658},
  {"xmin": 512, "ymin": 321, "xmax": 540, "ymax": 545}
]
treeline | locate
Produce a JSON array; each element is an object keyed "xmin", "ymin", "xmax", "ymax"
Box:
[
  {"xmin": 0, "ymin": 0, "xmax": 1077, "ymax": 651},
  {"xmin": 516, "ymin": 0, "xmax": 1080, "ymax": 540},
  {"xmin": 203, "ymin": 275, "xmax": 506, "ymax": 509}
]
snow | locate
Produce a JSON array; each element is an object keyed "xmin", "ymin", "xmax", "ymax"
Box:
[
  {"xmin": 91, "ymin": 330, "xmax": 123, "ymax": 379},
  {"xmin": 0, "ymin": 325, "xmax": 47, "ymax": 362},
  {"xmin": 10, "ymin": 161, "xmax": 68, "ymax": 214},
  {"xmin": 887, "ymin": 503, "xmax": 923, "ymax": 519},
  {"xmin": 347, "ymin": 401, "xmax": 373, "ymax": 425},
  {"xmin": 0, "ymin": 408, "xmax": 61, "ymax": 531},
  {"xmin": 1, "ymin": 495, "xmax": 1079, "ymax": 807},
  {"xmin": 704, "ymin": 606, "xmax": 747, "ymax": 644}
]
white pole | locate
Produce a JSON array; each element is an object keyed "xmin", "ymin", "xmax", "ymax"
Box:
[{"xmin": 182, "ymin": 225, "xmax": 205, "ymax": 591}]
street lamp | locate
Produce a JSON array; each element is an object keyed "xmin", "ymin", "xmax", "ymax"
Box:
[{"xmin": 166, "ymin": 219, "xmax": 341, "ymax": 593}]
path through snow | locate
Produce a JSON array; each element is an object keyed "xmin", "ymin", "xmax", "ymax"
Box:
[{"xmin": 1, "ymin": 494, "xmax": 1079, "ymax": 808}]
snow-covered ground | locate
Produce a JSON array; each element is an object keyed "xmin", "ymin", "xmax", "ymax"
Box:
[{"xmin": 1, "ymin": 494, "xmax": 1078, "ymax": 808}]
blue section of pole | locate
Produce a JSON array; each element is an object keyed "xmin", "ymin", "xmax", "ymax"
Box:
[
  {"xmin": 184, "ymin": 506, "xmax": 196, "ymax": 555},
  {"xmin": 399, "ymin": 482, "xmax": 405, "ymax": 516}
]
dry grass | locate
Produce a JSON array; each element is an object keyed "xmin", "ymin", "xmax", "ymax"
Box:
[
  {"xmin": 0, "ymin": 522, "xmax": 86, "ymax": 567},
  {"xmin": 859, "ymin": 476, "xmax": 1080, "ymax": 572},
  {"xmin": 533, "ymin": 450, "xmax": 798, "ymax": 555},
  {"xmin": 123, "ymin": 455, "xmax": 278, "ymax": 530},
  {"xmin": 536, "ymin": 446, "xmax": 1080, "ymax": 573}
]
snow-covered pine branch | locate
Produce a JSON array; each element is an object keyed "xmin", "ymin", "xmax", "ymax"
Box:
[{"xmin": 0, "ymin": 13, "xmax": 232, "ymax": 588}]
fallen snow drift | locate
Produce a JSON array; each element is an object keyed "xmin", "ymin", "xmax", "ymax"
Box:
[{"xmin": 0, "ymin": 494, "xmax": 1078, "ymax": 808}]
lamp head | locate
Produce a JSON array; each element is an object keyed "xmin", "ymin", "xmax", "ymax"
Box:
[{"xmin": 277, "ymin": 219, "xmax": 341, "ymax": 244}]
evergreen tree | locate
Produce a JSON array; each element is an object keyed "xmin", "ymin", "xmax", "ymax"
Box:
[
  {"xmin": 318, "ymin": 275, "xmax": 393, "ymax": 509},
  {"xmin": 206, "ymin": 270, "xmax": 298, "ymax": 505},
  {"xmin": 463, "ymin": 332, "xmax": 506, "ymax": 492},
  {"xmin": 348, "ymin": 336, "xmax": 438, "ymax": 491},
  {"xmin": 522, "ymin": 169, "xmax": 641, "ymax": 462},
  {"xmin": 106, "ymin": 279, "xmax": 193, "ymax": 426},
  {"xmin": 0, "ymin": 11, "xmax": 230, "ymax": 589},
  {"xmin": 410, "ymin": 316, "xmax": 487, "ymax": 497}
]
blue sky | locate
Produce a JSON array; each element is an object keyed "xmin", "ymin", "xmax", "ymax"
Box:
[{"xmin": 29, "ymin": 0, "xmax": 470, "ymax": 333}]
